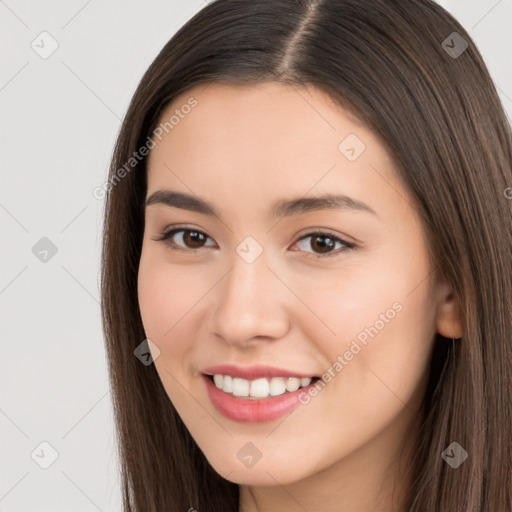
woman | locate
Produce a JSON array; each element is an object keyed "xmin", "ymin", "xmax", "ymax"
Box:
[{"xmin": 100, "ymin": 1, "xmax": 512, "ymax": 510}]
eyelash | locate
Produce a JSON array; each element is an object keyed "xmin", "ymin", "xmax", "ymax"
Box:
[{"xmin": 152, "ymin": 225, "xmax": 356, "ymax": 258}]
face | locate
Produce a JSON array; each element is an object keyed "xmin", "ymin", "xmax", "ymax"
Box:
[{"xmin": 137, "ymin": 82, "xmax": 456, "ymax": 488}]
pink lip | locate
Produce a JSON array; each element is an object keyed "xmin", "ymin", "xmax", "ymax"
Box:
[
  {"xmin": 202, "ymin": 374, "xmax": 318, "ymax": 423},
  {"xmin": 201, "ymin": 364, "xmax": 318, "ymax": 380}
]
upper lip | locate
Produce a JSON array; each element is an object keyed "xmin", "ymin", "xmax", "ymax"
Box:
[{"xmin": 201, "ymin": 364, "xmax": 319, "ymax": 380}]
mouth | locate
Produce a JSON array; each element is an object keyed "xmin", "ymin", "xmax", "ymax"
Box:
[
  {"xmin": 203, "ymin": 373, "xmax": 321, "ymax": 400},
  {"xmin": 201, "ymin": 372, "xmax": 321, "ymax": 423}
]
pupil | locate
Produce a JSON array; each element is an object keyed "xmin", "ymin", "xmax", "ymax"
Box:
[
  {"xmin": 185, "ymin": 231, "xmax": 205, "ymax": 248},
  {"xmin": 312, "ymin": 235, "xmax": 334, "ymax": 253}
]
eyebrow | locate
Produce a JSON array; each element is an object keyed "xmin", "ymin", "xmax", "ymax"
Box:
[{"xmin": 144, "ymin": 190, "xmax": 378, "ymax": 219}]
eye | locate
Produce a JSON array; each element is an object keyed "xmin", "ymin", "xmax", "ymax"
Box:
[
  {"xmin": 152, "ymin": 226, "xmax": 355, "ymax": 258},
  {"xmin": 152, "ymin": 227, "xmax": 216, "ymax": 251},
  {"xmin": 291, "ymin": 231, "xmax": 355, "ymax": 257}
]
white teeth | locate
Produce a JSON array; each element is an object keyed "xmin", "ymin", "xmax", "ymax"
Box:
[
  {"xmin": 249, "ymin": 378, "xmax": 270, "ymax": 398},
  {"xmin": 211, "ymin": 374, "xmax": 314, "ymax": 399},
  {"xmin": 269, "ymin": 377, "xmax": 286, "ymax": 396},
  {"xmin": 285, "ymin": 377, "xmax": 301, "ymax": 392},
  {"xmin": 222, "ymin": 375, "xmax": 233, "ymax": 393},
  {"xmin": 232, "ymin": 377, "xmax": 250, "ymax": 397},
  {"xmin": 213, "ymin": 374, "xmax": 223, "ymax": 388},
  {"xmin": 301, "ymin": 377, "xmax": 312, "ymax": 387}
]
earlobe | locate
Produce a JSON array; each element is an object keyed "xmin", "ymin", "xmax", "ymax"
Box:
[{"xmin": 435, "ymin": 283, "xmax": 464, "ymax": 339}]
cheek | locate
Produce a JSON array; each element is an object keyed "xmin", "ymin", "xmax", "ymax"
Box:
[
  {"xmin": 299, "ymin": 237, "xmax": 432, "ymax": 357},
  {"xmin": 137, "ymin": 247, "xmax": 221, "ymax": 389},
  {"xmin": 300, "ymin": 250, "xmax": 436, "ymax": 417},
  {"xmin": 137, "ymin": 254, "xmax": 198, "ymax": 404},
  {"xmin": 306, "ymin": 222, "xmax": 435, "ymax": 355},
  {"xmin": 138, "ymin": 259, "xmax": 170, "ymax": 338},
  {"xmin": 286, "ymin": 265, "xmax": 435, "ymax": 464},
  {"xmin": 138, "ymin": 245, "xmax": 199, "ymax": 337}
]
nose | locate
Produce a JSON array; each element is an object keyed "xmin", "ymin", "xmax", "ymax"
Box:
[{"xmin": 210, "ymin": 250, "xmax": 290, "ymax": 347}]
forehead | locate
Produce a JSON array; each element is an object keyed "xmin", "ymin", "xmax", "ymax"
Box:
[
  {"xmin": 150, "ymin": 81, "xmax": 372, "ymax": 154},
  {"xmin": 145, "ymin": 81, "xmax": 413, "ymax": 223}
]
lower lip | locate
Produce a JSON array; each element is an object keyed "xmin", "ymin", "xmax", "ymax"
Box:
[{"xmin": 202, "ymin": 374, "xmax": 316, "ymax": 423}]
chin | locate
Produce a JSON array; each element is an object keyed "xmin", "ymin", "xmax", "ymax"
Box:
[{"xmin": 206, "ymin": 454, "xmax": 310, "ymax": 486}]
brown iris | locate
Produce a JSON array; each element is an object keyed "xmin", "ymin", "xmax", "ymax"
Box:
[
  {"xmin": 183, "ymin": 230, "xmax": 207, "ymax": 248},
  {"xmin": 308, "ymin": 234, "xmax": 336, "ymax": 254}
]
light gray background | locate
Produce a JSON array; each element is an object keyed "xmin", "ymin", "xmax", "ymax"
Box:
[{"xmin": 1, "ymin": 1, "xmax": 511, "ymax": 510}]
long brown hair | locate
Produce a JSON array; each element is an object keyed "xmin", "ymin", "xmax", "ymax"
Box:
[{"xmin": 100, "ymin": 1, "xmax": 512, "ymax": 510}]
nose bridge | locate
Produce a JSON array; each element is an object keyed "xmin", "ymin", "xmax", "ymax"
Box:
[{"xmin": 211, "ymin": 244, "xmax": 289, "ymax": 344}]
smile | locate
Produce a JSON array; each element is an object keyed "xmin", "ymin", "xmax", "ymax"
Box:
[
  {"xmin": 202, "ymin": 374, "xmax": 321, "ymax": 423},
  {"xmin": 209, "ymin": 374, "xmax": 316, "ymax": 399}
]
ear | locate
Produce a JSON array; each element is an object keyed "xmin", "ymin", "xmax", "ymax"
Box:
[{"xmin": 435, "ymin": 281, "xmax": 464, "ymax": 339}]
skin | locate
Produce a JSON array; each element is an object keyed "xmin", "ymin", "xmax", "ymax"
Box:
[{"xmin": 137, "ymin": 82, "xmax": 463, "ymax": 512}]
